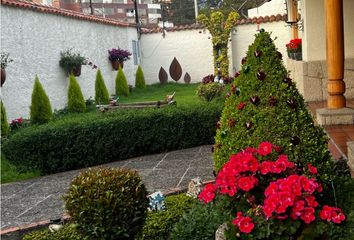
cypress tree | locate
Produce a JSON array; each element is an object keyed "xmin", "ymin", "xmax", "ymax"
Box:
[
  {"xmin": 30, "ymin": 76, "xmax": 53, "ymax": 124},
  {"xmin": 1, "ymin": 101, "xmax": 10, "ymax": 136},
  {"xmin": 213, "ymin": 30, "xmax": 333, "ymax": 181},
  {"xmin": 135, "ymin": 65, "xmax": 146, "ymax": 89},
  {"xmin": 95, "ymin": 69, "xmax": 110, "ymax": 105},
  {"xmin": 115, "ymin": 66, "xmax": 129, "ymax": 97},
  {"xmin": 68, "ymin": 74, "xmax": 86, "ymax": 113}
]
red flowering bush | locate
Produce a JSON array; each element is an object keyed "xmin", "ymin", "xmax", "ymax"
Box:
[
  {"xmin": 199, "ymin": 142, "xmax": 346, "ymax": 238},
  {"xmin": 10, "ymin": 117, "xmax": 30, "ymax": 131}
]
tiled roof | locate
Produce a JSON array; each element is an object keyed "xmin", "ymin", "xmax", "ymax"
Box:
[
  {"xmin": 142, "ymin": 14, "xmax": 287, "ymax": 34},
  {"xmin": 1, "ymin": 0, "xmax": 134, "ymax": 28}
]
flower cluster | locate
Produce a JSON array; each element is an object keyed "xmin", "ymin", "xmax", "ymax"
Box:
[
  {"xmin": 201, "ymin": 74, "xmax": 215, "ymax": 84},
  {"xmin": 10, "ymin": 117, "xmax": 30, "ymax": 130},
  {"xmin": 232, "ymin": 212, "xmax": 254, "ymax": 233},
  {"xmin": 108, "ymin": 48, "xmax": 131, "ymax": 62},
  {"xmin": 198, "ymin": 141, "xmax": 346, "ymax": 236},
  {"xmin": 286, "ymin": 39, "xmax": 302, "ymax": 53}
]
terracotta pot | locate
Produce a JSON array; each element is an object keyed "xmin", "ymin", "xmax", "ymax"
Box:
[
  {"xmin": 67, "ymin": 65, "xmax": 82, "ymax": 77},
  {"xmin": 111, "ymin": 60, "xmax": 124, "ymax": 70},
  {"xmin": 1, "ymin": 68, "xmax": 6, "ymax": 87}
]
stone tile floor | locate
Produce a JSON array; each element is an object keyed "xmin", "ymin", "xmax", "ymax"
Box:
[
  {"xmin": 308, "ymin": 99, "xmax": 354, "ymax": 159},
  {"xmin": 1, "ymin": 145, "xmax": 214, "ymax": 230}
]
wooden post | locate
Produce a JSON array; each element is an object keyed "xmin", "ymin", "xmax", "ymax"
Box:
[
  {"xmin": 291, "ymin": 0, "xmax": 298, "ymax": 39},
  {"xmin": 325, "ymin": 0, "xmax": 346, "ymax": 109}
]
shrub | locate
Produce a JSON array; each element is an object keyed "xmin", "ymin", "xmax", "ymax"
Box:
[
  {"xmin": 115, "ymin": 66, "xmax": 129, "ymax": 96},
  {"xmin": 201, "ymin": 74, "xmax": 214, "ymax": 84},
  {"xmin": 68, "ymin": 74, "xmax": 86, "ymax": 113},
  {"xmin": 141, "ymin": 194, "xmax": 196, "ymax": 240},
  {"xmin": 196, "ymin": 82, "xmax": 224, "ymax": 102},
  {"xmin": 2, "ymin": 102, "xmax": 222, "ymax": 174},
  {"xmin": 95, "ymin": 69, "xmax": 110, "ymax": 105},
  {"xmin": 64, "ymin": 167, "xmax": 148, "ymax": 240},
  {"xmin": 213, "ymin": 30, "xmax": 333, "ymax": 182},
  {"xmin": 170, "ymin": 202, "xmax": 230, "ymax": 240},
  {"xmin": 135, "ymin": 65, "xmax": 146, "ymax": 89},
  {"xmin": 30, "ymin": 76, "xmax": 53, "ymax": 124},
  {"xmin": 1, "ymin": 101, "xmax": 10, "ymax": 136},
  {"xmin": 23, "ymin": 224, "xmax": 83, "ymax": 240}
]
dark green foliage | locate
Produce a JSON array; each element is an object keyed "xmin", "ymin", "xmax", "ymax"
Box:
[
  {"xmin": 170, "ymin": 202, "xmax": 230, "ymax": 240},
  {"xmin": 68, "ymin": 74, "xmax": 86, "ymax": 113},
  {"xmin": 30, "ymin": 76, "xmax": 53, "ymax": 124},
  {"xmin": 135, "ymin": 65, "xmax": 146, "ymax": 89},
  {"xmin": 196, "ymin": 82, "xmax": 224, "ymax": 102},
  {"xmin": 64, "ymin": 167, "xmax": 148, "ymax": 240},
  {"xmin": 115, "ymin": 66, "xmax": 129, "ymax": 96},
  {"xmin": 1, "ymin": 101, "xmax": 10, "ymax": 136},
  {"xmin": 141, "ymin": 194, "xmax": 196, "ymax": 240},
  {"xmin": 23, "ymin": 224, "xmax": 84, "ymax": 240},
  {"xmin": 2, "ymin": 102, "xmax": 222, "ymax": 174},
  {"xmin": 95, "ymin": 69, "xmax": 110, "ymax": 104},
  {"xmin": 213, "ymin": 31, "xmax": 333, "ymax": 181}
]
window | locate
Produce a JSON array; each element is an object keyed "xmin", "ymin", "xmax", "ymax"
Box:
[
  {"xmin": 112, "ymin": 0, "xmax": 124, "ymax": 3},
  {"xmin": 148, "ymin": 9, "xmax": 161, "ymax": 14},
  {"xmin": 117, "ymin": 8, "xmax": 124, "ymax": 13},
  {"xmin": 132, "ymin": 40, "xmax": 140, "ymax": 65},
  {"xmin": 104, "ymin": 7, "xmax": 114, "ymax": 15}
]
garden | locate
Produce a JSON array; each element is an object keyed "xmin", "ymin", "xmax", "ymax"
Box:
[{"xmin": 1, "ymin": 11, "xmax": 353, "ymax": 240}]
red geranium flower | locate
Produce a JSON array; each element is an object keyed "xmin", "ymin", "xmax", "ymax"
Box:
[
  {"xmin": 237, "ymin": 102, "xmax": 246, "ymax": 110},
  {"xmin": 258, "ymin": 142, "xmax": 273, "ymax": 156},
  {"xmin": 198, "ymin": 183, "xmax": 216, "ymax": 204},
  {"xmin": 307, "ymin": 164, "xmax": 318, "ymax": 175}
]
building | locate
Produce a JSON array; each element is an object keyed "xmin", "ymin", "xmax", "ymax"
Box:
[{"xmin": 33, "ymin": 0, "xmax": 162, "ymax": 27}]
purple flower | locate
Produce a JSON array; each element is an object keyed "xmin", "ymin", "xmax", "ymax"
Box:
[{"xmin": 108, "ymin": 48, "xmax": 132, "ymax": 62}]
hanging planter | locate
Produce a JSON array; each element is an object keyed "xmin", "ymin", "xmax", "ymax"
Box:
[
  {"xmin": 108, "ymin": 48, "xmax": 131, "ymax": 71},
  {"xmin": 110, "ymin": 59, "xmax": 124, "ymax": 70},
  {"xmin": 293, "ymin": 52, "xmax": 302, "ymax": 61},
  {"xmin": 59, "ymin": 48, "xmax": 87, "ymax": 77},
  {"xmin": 0, "ymin": 52, "xmax": 13, "ymax": 87}
]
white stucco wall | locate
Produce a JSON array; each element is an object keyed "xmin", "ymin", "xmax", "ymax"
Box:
[
  {"xmin": 301, "ymin": 0, "xmax": 354, "ymax": 61},
  {"xmin": 248, "ymin": 0, "xmax": 286, "ymax": 18},
  {"xmin": 231, "ymin": 22, "xmax": 292, "ymax": 72},
  {"xmin": 1, "ymin": 6, "xmax": 138, "ymax": 120},
  {"xmin": 139, "ymin": 29, "xmax": 233, "ymax": 84}
]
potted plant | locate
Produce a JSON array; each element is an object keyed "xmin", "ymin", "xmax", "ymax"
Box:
[
  {"xmin": 1, "ymin": 52, "xmax": 13, "ymax": 87},
  {"xmin": 108, "ymin": 48, "xmax": 132, "ymax": 70},
  {"xmin": 59, "ymin": 48, "xmax": 87, "ymax": 77},
  {"xmin": 286, "ymin": 39, "xmax": 302, "ymax": 61}
]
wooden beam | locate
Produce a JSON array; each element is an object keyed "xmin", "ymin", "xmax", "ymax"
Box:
[
  {"xmin": 325, "ymin": 0, "xmax": 346, "ymax": 109},
  {"xmin": 291, "ymin": 0, "xmax": 298, "ymax": 39}
]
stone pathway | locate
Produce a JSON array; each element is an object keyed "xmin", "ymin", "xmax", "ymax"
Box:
[{"xmin": 1, "ymin": 145, "xmax": 214, "ymax": 230}]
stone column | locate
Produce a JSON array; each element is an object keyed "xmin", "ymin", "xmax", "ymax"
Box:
[{"xmin": 325, "ymin": 0, "xmax": 346, "ymax": 109}]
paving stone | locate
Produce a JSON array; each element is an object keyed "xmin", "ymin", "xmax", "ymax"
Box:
[{"xmin": 0, "ymin": 146, "xmax": 214, "ymax": 230}]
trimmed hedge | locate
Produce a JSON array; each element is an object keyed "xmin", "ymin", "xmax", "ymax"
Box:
[
  {"xmin": 30, "ymin": 76, "xmax": 53, "ymax": 124},
  {"xmin": 95, "ymin": 69, "xmax": 110, "ymax": 104},
  {"xmin": 1, "ymin": 101, "xmax": 10, "ymax": 136},
  {"xmin": 23, "ymin": 224, "xmax": 84, "ymax": 240},
  {"xmin": 68, "ymin": 74, "xmax": 86, "ymax": 113},
  {"xmin": 3, "ymin": 102, "xmax": 222, "ymax": 174},
  {"xmin": 115, "ymin": 66, "xmax": 129, "ymax": 96}
]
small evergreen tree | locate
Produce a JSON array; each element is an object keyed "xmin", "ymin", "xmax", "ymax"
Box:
[
  {"xmin": 115, "ymin": 66, "xmax": 129, "ymax": 96},
  {"xmin": 95, "ymin": 69, "xmax": 110, "ymax": 105},
  {"xmin": 1, "ymin": 101, "xmax": 10, "ymax": 136},
  {"xmin": 214, "ymin": 30, "xmax": 333, "ymax": 181},
  {"xmin": 68, "ymin": 74, "xmax": 86, "ymax": 113},
  {"xmin": 135, "ymin": 65, "xmax": 146, "ymax": 89},
  {"xmin": 30, "ymin": 76, "xmax": 53, "ymax": 124}
]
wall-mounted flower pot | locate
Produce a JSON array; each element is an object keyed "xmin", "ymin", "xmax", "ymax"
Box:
[
  {"xmin": 293, "ymin": 52, "xmax": 302, "ymax": 61},
  {"xmin": 66, "ymin": 65, "xmax": 82, "ymax": 77},
  {"xmin": 110, "ymin": 60, "xmax": 124, "ymax": 70},
  {"xmin": 1, "ymin": 68, "xmax": 6, "ymax": 87}
]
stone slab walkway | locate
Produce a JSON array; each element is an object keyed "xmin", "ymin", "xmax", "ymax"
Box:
[{"xmin": 1, "ymin": 145, "xmax": 214, "ymax": 230}]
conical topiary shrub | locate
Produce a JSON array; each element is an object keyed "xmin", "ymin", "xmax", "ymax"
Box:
[
  {"xmin": 68, "ymin": 74, "xmax": 86, "ymax": 113},
  {"xmin": 1, "ymin": 101, "xmax": 10, "ymax": 136},
  {"xmin": 115, "ymin": 66, "xmax": 129, "ymax": 96},
  {"xmin": 95, "ymin": 69, "xmax": 110, "ymax": 105},
  {"xmin": 213, "ymin": 30, "xmax": 333, "ymax": 180},
  {"xmin": 30, "ymin": 76, "xmax": 53, "ymax": 124},
  {"xmin": 135, "ymin": 65, "xmax": 146, "ymax": 89}
]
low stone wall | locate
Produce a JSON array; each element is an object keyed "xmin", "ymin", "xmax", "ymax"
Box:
[
  {"xmin": 287, "ymin": 58, "xmax": 354, "ymax": 102},
  {"xmin": 348, "ymin": 142, "xmax": 354, "ymax": 177}
]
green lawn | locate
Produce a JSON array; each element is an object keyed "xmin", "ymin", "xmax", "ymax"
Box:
[
  {"xmin": 118, "ymin": 82, "xmax": 201, "ymax": 106},
  {"xmin": 1, "ymin": 154, "xmax": 40, "ymax": 184}
]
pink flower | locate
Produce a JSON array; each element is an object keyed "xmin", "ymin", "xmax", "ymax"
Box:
[
  {"xmin": 307, "ymin": 164, "xmax": 318, "ymax": 175},
  {"xmin": 258, "ymin": 142, "xmax": 273, "ymax": 156},
  {"xmin": 198, "ymin": 183, "xmax": 216, "ymax": 204}
]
